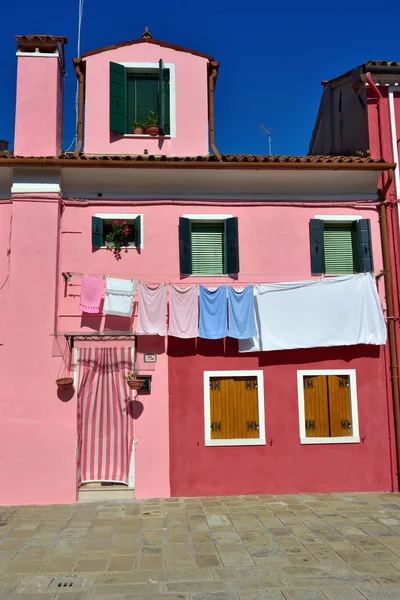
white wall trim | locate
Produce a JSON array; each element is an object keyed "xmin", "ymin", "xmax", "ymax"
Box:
[
  {"xmin": 94, "ymin": 213, "xmax": 144, "ymax": 249},
  {"xmin": 297, "ymin": 369, "xmax": 360, "ymax": 445},
  {"xmin": 183, "ymin": 214, "xmax": 233, "ymax": 220},
  {"xmin": 314, "ymin": 214, "xmax": 363, "ymax": 222},
  {"xmin": 16, "ymin": 51, "xmax": 59, "ymax": 58},
  {"xmin": 12, "ymin": 182, "xmax": 61, "ymax": 193},
  {"xmin": 118, "ymin": 62, "xmax": 176, "ymax": 138},
  {"xmin": 388, "ymin": 86, "xmax": 400, "ymax": 201},
  {"xmin": 204, "ymin": 370, "xmax": 266, "ymax": 447}
]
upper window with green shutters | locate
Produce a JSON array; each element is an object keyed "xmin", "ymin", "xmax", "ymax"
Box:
[
  {"xmin": 309, "ymin": 216, "xmax": 374, "ymax": 276},
  {"xmin": 179, "ymin": 216, "xmax": 240, "ymax": 276},
  {"xmin": 110, "ymin": 61, "xmax": 172, "ymax": 136}
]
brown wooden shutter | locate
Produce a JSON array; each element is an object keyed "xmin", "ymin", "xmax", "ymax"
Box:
[
  {"xmin": 210, "ymin": 376, "xmax": 260, "ymax": 440},
  {"xmin": 233, "ymin": 377, "xmax": 259, "ymax": 439},
  {"xmin": 210, "ymin": 377, "xmax": 231, "ymax": 439},
  {"xmin": 303, "ymin": 376, "xmax": 329, "ymax": 437},
  {"xmin": 327, "ymin": 375, "xmax": 352, "ymax": 436}
]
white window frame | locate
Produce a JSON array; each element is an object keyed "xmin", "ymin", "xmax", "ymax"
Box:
[
  {"xmin": 119, "ymin": 62, "xmax": 176, "ymax": 138},
  {"xmin": 183, "ymin": 214, "xmax": 233, "ymax": 277},
  {"xmin": 297, "ymin": 369, "xmax": 360, "ymax": 445},
  {"xmin": 204, "ymin": 370, "xmax": 266, "ymax": 447},
  {"xmin": 94, "ymin": 213, "xmax": 144, "ymax": 249},
  {"xmin": 314, "ymin": 214, "xmax": 363, "ymax": 222}
]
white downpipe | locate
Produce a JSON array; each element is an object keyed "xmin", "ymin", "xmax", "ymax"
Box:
[{"xmin": 388, "ymin": 85, "xmax": 400, "ymax": 201}]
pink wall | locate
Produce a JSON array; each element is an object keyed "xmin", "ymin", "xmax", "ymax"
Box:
[
  {"xmin": 0, "ymin": 197, "xmax": 387, "ymax": 504},
  {"xmin": 168, "ymin": 339, "xmax": 392, "ymax": 496},
  {"xmin": 83, "ymin": 44, "xmax": 209, "ymax": 156},
  {"xmin": 0, "ymin": 194, "xmax": 78, "ymax": 505},
  {"xmin": 14, "ymin": 57, "xmax": 63, "ymax": 157},
  {"xmin": 0, "ymin": 203, "xmax": 11, "ymax": 345}
]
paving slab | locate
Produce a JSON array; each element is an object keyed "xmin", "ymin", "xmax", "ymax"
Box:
[{"xmin": 2, "ymin": 493, "xmax": 400, "ymax": 597}]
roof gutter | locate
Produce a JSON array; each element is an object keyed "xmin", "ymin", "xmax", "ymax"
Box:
[
  {"xmin": 0, "ymin": 158, "xmax": 395, "ymax": 170},
  {"xmin": 364, "ymin": 66, "xmax": 400, "ymax": 75},
  {"xmin": 208, "ymin": 63, "xmax": 221, "ymax": 161},
  {"xmin": 73, "ymin": 60, "xmax": 85, "ymax": 157}
]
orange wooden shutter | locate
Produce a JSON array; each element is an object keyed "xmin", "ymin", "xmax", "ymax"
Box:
[
  {"xmin": 303, "ymin": 376, "xmax": 329, "ymax": 437},
  {"xmin": 233, "ymin": 377, "xmax": 259, "ymax": 439},
  {"xmin": 210, "ymin": 376, "xmax": 260, "ymax": 440},
  {"xmin": 210, "ymin": 377, "xmax": 232, "ymax": 439},
  {"xmin": 327, "ymin": 375, "xmax": 352, "ymax": 437}
]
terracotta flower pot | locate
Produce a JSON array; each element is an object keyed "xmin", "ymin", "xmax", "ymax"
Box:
[
  {"xmin": 126, "ymin": 378, "xmax": 145, "ymax": 391},
  {"xmin": 56, "ymin": 377, "xmax": 74, "ymax": 390},
  {"xmin": 144, "ymin": 125, "xmax": 161, "ymax": 136},
  {"xmin": 133, "ymin": 126, "xmax": 144, "ymax": 134}
]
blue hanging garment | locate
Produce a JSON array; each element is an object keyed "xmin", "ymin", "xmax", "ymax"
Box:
[
  {"xmin": 228, "ymin": 286, "xmax": 257, "ymax": 339},
  {"xmin": 199, "ymin": 286, "xmax": 228, "ymax": 339}
]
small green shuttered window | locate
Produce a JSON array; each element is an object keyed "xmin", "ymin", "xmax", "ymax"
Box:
[
  {"xmin": 191, "ymin": 222, "xmax": 226, "ymax": 275},
  {"xmin": 110, "ymin": 61, "xmax": 170, "ymax": 135},
  {"xmin": 323, "ymin": 223, "xmax": 360, "ymax": 274},
  {"xmin": 309, "ymin": 218, "xmax": 373, "ymax": 275},
  {"xmin": 179, "ymin": 218, "xmax": 240, "ymax": 276}
]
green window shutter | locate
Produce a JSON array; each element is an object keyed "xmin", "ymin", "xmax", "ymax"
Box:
[
  {"xmin": 179, "ymin": 217, "xmax": 192, "ymax": 275},
  {"xmin": 159, "ymin": 59, "xmax": 165, "ymax": 134},
  {"xmin": 192, "ymin": 222, "xmax": 225, "ymax": 275},
  {"xmin": 134, "ymin": 215, "xmax": 141, "ymax": 249},
  {"xmin": 309, "ymin": 219, "xmax": 325, "ymax": 275},
  {"xmin": 323, "ymin": 223, "xmax": 359, "ymax": 274},
  {"xmin": 225, "ymin": 217, "xmax": 240, "ymax": 274},
  {"xmin": 92, "ymin": 217, "xmax": 104, "ymax": 247},
  {"xmin": 355, "ymin": 219, "xmax": 374, "ymax": 272},
  {"xmin": 110, "ymin": 62, "xmax": 127, "ymax": 134},
  {"xmin": 158, "ymin": 60, "xmax": 170, "ymax": 135}
]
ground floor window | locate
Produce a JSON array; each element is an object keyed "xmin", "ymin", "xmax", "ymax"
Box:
[
  {"xmin": 297, "ymin": 369, "xmax": 360, "ymax": 444},
  {"xmin": 204, "ymin": 370, "xmax": 265, "ymax": 446}
]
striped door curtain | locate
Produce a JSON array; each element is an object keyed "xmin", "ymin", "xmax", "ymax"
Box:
[{"xmin": 77, "ymin": 347, "xmax": 133, "ymax": 484}]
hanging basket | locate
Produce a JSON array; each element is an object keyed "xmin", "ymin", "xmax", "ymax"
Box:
[
  {"xmin": 126, "ymin": 378, "xmax": 145, "ymax": 391},
  {"xmin": 56, "ymin": 377, "xmax": 74, "ymax": 390}
]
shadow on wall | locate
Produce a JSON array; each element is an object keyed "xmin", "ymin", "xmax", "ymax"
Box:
[
  {"xmin": 127, "ymin": 399, "xmax": 144, "ymax": 419},
  {"xmin": 167, "ymin": 336, "xmax": 382, "ymax": 365}
]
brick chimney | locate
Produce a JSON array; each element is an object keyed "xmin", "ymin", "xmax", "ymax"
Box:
[{"xmin": 14, "ymin": 35, "xmax": 67, "ymax": 157}]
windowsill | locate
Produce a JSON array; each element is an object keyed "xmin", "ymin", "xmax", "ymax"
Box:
[
  {"xmin": 123, "ymin": 134, "xmax": 171, "ymax": 139},
  {"xmin": 100, "ymin": 245, "xmax": 139, "ymax": 250},
  {"xmin": 205, "ymin": 439, "xmax": 266, "ymax": 447},
  {"xmin": 300, "ymin": 436, "xmax": 360, "ymax": 444}
]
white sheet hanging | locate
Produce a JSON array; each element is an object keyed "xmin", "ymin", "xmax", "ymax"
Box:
[{"xmin": 239, "ymin": 273, "xmax": 386, "ymax": 352}]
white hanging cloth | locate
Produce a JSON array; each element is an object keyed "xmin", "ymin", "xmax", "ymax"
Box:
[
  {"xmin": 103, "ymin": 278, "xmax": 136, "ymax": 317},
  {"xmin": 239, "ymin": 273, "xmax": 386, "ymax": 353}
]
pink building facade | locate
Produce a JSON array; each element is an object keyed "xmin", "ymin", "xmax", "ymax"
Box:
[{"xmin": 0, "ymin": 33, "xmax": 397, "ymax": 505}]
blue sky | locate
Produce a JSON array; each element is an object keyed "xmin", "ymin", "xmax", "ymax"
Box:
[{"xmin": 1, "ymin": 0, "xmax": 400, "ymax": 156}]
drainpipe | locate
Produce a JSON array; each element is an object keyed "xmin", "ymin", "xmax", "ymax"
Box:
[
  {"xmin": 208, "ymin": 64, "xmax": 221, "ymax": 161},
  {"xmin": 74, "ymin": 62, "xmax": 85, "ymax": 157},
  {"xmin": 366, "ymin": 72, "xmax": 384, "ymax": 158},
  {"xmin": 380, "ymin": 169, "xmax": 400, "ymax": 489}
]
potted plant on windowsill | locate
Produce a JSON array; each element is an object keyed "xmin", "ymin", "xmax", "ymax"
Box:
[
  {"xmin": 105, "ymin": 220, "xmax": 130, "ymax": 258},
  {"xmin": 144, "ymin": 112, "xmax": 161, "ymax": 136},
  {"xmin": 132, "ymin": 121, "xmax": 145, "ymax": 135},
  {"xmin": 124, "ymin": 371, "xmax": 145, "ymax": 391}
]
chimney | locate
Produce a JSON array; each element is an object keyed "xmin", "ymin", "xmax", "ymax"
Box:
[{"xmin": 14, "ymin": 35, "xmax": 67, "ymax": 157}]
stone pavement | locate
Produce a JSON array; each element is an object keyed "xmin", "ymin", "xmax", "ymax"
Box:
[{"xmin": 2, "ymin": 494, "xmax": 400, "ymax": 599}]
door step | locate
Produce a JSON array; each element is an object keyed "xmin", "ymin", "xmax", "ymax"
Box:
[{"xmin": 79, "ymin": 483, "xmax": 135, "ymax": 502}]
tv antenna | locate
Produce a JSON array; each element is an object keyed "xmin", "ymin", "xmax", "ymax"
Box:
[{"xmin": 259, "ymin": 124, "xmax": 272, "ymax": 155}]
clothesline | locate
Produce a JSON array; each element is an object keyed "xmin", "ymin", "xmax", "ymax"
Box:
[{"xmin": 63, "ymin": 270, "xmax": 375, "ymax": 284}]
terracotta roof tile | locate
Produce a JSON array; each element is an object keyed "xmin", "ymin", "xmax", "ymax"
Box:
[
  {"xmin": 0, "ymin": 151, "xmax": 389, "ymax": 165},
  {"xmin": 15, "ymin": 34, "xmax": 68, "ymax": 45}
]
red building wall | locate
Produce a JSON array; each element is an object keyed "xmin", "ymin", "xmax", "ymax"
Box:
[{"xmin": 168, "ymin": 338, "xmax": 394, "ymax": 496}]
